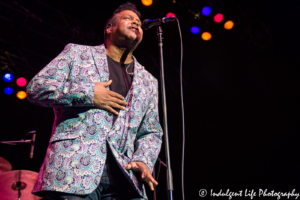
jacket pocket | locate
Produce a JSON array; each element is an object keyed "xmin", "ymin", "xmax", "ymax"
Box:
[{"xmin": 50, "ymin": 131, "xmax": 81, "ymax": 143}]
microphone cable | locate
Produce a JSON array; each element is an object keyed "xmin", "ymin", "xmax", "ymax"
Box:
[{"xmin": 176, "ymin": 18, "xmax": 186, "ymax": 200}]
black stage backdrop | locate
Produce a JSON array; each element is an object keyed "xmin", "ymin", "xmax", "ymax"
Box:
[{"xmin": 0, "ymin": 0, "xmax": 299, "ymax": 200}]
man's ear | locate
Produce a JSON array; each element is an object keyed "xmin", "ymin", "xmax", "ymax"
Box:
[{"xmin": 106, "ymin": 23, "xmax": 113, "ymax": 34}]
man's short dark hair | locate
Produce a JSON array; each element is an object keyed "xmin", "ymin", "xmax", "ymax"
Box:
[{"xmin": 104, "ymin": 2, "xmax": 141, "ymax": 40}]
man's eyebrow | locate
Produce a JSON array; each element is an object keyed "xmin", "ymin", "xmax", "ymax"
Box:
[{"xmin": 123, "ymin": 14, "xmax": 141, "ymax": 23}]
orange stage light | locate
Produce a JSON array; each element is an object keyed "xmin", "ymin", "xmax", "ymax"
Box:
[
  {"xmin": 202, "ymin": 32, "xmax": 212, "ymax": 41},
  {"xmin": 17, "ymin": 91, "xmax": 27, "ymax": 99},
  {"xmin": 224, "ymin": 20, "xmax": 234, "ymax": 30},
  {"xmin": 141, "ymin": 0, "xmax": 153, "ymax": 6}
]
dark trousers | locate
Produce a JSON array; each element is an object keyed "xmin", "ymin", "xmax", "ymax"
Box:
[{"xmin": 49, "ymin": 147, "xmax": 145, "ymax": 200}]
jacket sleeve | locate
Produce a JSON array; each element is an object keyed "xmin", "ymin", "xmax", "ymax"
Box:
[
  {"xmin": 26, "ymin": 43, "xmax": 95, "ymax": 107},
  {"xmin": 131, "ymin": 80, "xmax": 163, "ymax": 173}
]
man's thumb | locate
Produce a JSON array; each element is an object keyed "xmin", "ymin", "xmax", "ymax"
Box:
[{"xmin": 102, "ymin": 80, "xmax": 112, "ymax": 87}]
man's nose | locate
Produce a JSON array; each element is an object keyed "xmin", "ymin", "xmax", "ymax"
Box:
[{"xmin": 131, "ymin": 19, "xmax": 139, "ymax": 26}]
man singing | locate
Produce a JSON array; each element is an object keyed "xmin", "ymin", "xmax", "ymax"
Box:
[{"xmin": 26, "ymin": 3, "xmax": 163, "ymax": 200}]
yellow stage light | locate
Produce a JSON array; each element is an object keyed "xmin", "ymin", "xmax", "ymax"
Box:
[
  {"xmin": 17, "ymin": 91, "xmax": 27, "ymax": 99},
  {"xmin": 224, "ymin": 20, "xmax": 234, "ymax": 30},
  {"xmin": 141, "ymin": 0, "xmax": 153, "ymax": 6},
  {"xmin": 201, "ymin": 32, "xmax": 212, "ymax": 41}
]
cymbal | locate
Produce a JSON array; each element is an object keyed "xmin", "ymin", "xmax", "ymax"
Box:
[
  {"xmin": 0, "ymin": 157, "xmax": 12, "ymax": 174},
  {"xmin": 0, "ymin": 170, "xmax": 42, "ymax": 200}
]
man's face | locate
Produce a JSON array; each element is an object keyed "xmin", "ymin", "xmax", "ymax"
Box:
[{"xmin": 108, "ymin": 10, "xmax": 143, "ymax": 48}]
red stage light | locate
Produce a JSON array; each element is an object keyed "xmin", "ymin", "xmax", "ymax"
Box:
[
  {"xmin": 16, "ymin": 77, "xmax": 27, "ymax": 87},
  {"xmin": 166, "ymin": 12, "xmax": 176, "ymax": 18},
  {"xmin": 214, "ymin": 13, "xmax": 224, "ymax": 23}
]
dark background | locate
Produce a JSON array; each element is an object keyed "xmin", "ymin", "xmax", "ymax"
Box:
[{"xmin": 0, "ymin": 0, "xmax": 299, "ymax": 199}]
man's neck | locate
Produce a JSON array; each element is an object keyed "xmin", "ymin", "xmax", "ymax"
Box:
[{"xmin": 105, "ymin": 44, "xmax": 133, "ymax": 64}]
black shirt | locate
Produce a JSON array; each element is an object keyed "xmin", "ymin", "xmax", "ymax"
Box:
[
  {"xmin": 102, "ymin": 55, "xmax": 140, "ymax": 199},
  {"xmin": 106, "ymin": 55, "xmax": 134, "ymax": 123}
]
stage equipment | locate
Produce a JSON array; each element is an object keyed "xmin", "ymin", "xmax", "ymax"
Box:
[
  {"xmin": 0, "ymin": 131, "xmax": 37, "ymax": 159},
  {"xmin": 202, "ymin": 6, "xmax": 212, "ymax": 16},
  {"xmin": 141, "ymin": 0, "xmax": 153, "ymax": 6},
  {"xmin": 166, "ymin": 12, "xmax": 176, "ymax": 18},
  {"xmin": 224, "ymin": 20, "xmax": 234, "ymax": 30},
  {"xmin": 191, "ymin": 26, "xmax": 200, "ymax": 34},
  {"xmin": 143, "ymin": 17, "xmax": 176, "ymax": 30},
  {"xmin": 143, "ymin": 16, "xmax": 185, "ymax": 200},
  {"xmin": 4, "ymin": 87, "xmax": 13, "ymax": 95},
  {"xmin": 202, "ymin": 32, "xmax": 212, "ymax": 41},
  {"xmin": 16, "ymin": 77, "xmax": 27, "ymax": 87},
  {"xmin": 0, "ymin": 170, "xmax": 42, "ymax": 200},
  {"xmin": 0, "ymin": 157, "xmax": 12, "ymax": 175},
  {"xmin": 16, "ymin": 91, "xmax": 27, "ymax": 99},
  {"xmin": 3, "ymin": 73, "xmax": 13, "ymax": 82},
  {"xmin": 214, "ymin": 13, "xmax": 224, "ymax": 23}
]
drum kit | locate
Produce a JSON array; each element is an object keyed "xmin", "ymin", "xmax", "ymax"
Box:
[
  {"xmin": 0, "ymin": 160, "xmax": 41, "ymax": 200},
  {"xmin": 0, "ymin": 131, "xmax": 42, "ymax": 200}
]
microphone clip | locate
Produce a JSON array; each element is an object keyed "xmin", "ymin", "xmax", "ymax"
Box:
[{"xmin": 143, "ymin": 17, "xmax": 176, "ymax": 30}]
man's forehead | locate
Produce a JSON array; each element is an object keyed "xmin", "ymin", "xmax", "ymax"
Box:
[{"xmin": 116, "ymin": 10, "xmax": 140, "ymax": 20}]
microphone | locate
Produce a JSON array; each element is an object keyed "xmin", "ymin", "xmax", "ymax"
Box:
[
  {"xmin": 143, "ymin": 17, "xmax": 176, "ymax": 30},
  {"xmin": 29, "ymin": 132, "xmax": 36, "ymax": 159}
]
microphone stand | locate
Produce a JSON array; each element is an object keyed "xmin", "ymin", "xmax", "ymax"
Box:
[
  {"xmin": 157, "ymin": 25, "xmax": 173, "ymax": 200},
  {"xmin": 0, "ymin": 131, "xmax": 36, "ymax": 159},
  {"xmin": 0, "ymin": 139, "xmax": 32, "ymax": 145}
]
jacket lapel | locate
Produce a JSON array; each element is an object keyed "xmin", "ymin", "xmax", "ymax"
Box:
[{"xmin": 91, "ymin": 44, "xmax": 110, "ymax": 83}]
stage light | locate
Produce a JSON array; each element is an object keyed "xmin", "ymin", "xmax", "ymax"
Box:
[
  {"xmin": 224, "ymin": 20, "xmax": 234, "ymax": 30},
  {"xmin": 166, "ymin": 12, "xmax": 176, "ymax": 18},
  {"xmin": 16, "ymin": 77, "xmax": 27, "ymax": 87},
  {"xmin": 214, "ymin": 13, "xmax": 223, "ymax": 23},
  {"xmin": 3, "ymin": 73, "xmax": 13, "ymax": 82},
  {"xmin": 16, "ymin": 91, "xmax": 27, "ymax": 99},
  {"xmin": 141, "ymin": 0, "xmax": 152, "ymax": 6},
  {"xmin": 190, "ymin": 26, "xmax": 200, "ymax": 34},
  {"xmin": 202, "ymin": 6, "xmax": 212, "ymax": 16},
  {"xmin": 202, "ymin": 32, "xmax": 212, "ymax": 41},
  {"xmin": 4, "ymin": 87, "xmax": 13, "ymax": 95}
]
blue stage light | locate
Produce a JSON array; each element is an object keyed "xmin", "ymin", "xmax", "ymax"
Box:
[
  {"xmin": 3, "ymin": 73, "xmax": 13, "ymax": 82},
  {"xmin": 4, "ymin": 87, "xmax": 13, "ymax": 95},
  {"xmin": 202, "ymin": 6, "xmax": 212, "ymax": 16},
  {"xmin": 190, "ymin": 26, "xmax": 200, "ymax": 34}
]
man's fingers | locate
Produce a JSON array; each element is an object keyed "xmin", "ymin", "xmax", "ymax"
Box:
[
  {"xmin": 105, "ymin": 106, "xmax": 118, "ymax": 115},
  {"xmin": 144, "ymin": 174, "xmax": 158, "ymax": 191},
  {"xmin": 102, "ymin": 80, "xmax": 112, "ymax": 88},
  {"xmin": 108, "ymin": 102, "xmax": 126, "ymax": 110},
  {"xmin": 124, "ymin": 162, "xmax": 139, "ymax": 170},
  {"xmin": 147, "ymin": 180, "xmax": 154, "ymax": 191},
  {"xmin": 112, "ymin": 98, "xmax": 128, "ymax": 106},
  {"xmin": 149, "ymin": 176, "xmax": 158, "ymax": 186},
  {"xmin": 125, "ymin": 162, "xmax": 158, "ymax": 191},
  {"xmin": 144, "ymin": 173, "xmax": 158, "ymax": 186},
  {"xmin": 109, "ymin": 90, "xmax": 125, "ymax": 101},
  {"xmin": 141, "ymin": 171, "xmax": 145, "ymax": 179},
  {"xmin": 124, "ymin": 164, "xmax": 131, "ymax": 170}
]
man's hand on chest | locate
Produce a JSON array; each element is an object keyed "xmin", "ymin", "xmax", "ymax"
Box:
[{"xmin": 93, "ymin": 80, "xmax": 128, "ymax": 115}]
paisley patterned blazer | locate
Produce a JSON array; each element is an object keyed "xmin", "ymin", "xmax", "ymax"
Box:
[{"xmin": 26, "ymin": 43, "xmax": 163, "ymax": 198}]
